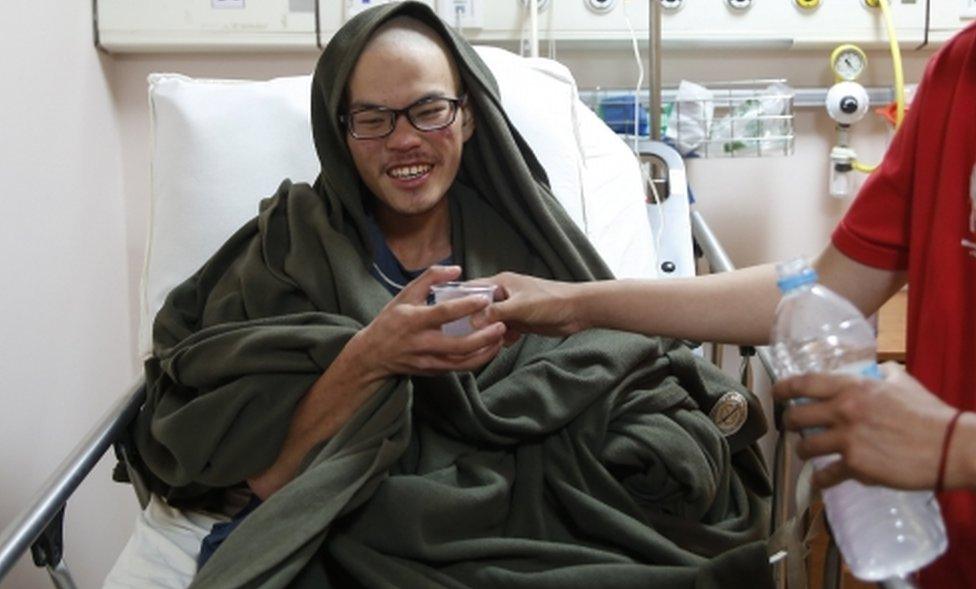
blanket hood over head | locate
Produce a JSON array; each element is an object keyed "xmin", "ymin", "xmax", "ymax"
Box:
[
  {"xmin": 308, "ymin": 0, "xmax": 606, "ymax": 283},
  {"xmin": 129, "ymin": 3, "xmax": 776, "ymax": 588}
]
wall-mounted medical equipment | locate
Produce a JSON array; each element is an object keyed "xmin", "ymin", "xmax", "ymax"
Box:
[
  {"xmin": 95, "ymin": 0, "xmax": 321, "ymax": 52},
  {"xmin": 824, "ymin": 0, "xmax": 907, "ymax": 198},
  {"xmin": 94, "ymin": 0, "xmax": 975, "ymax": 53},
  {"xmin": 826, "ymin": 79, "xmax": 870, "ymax": 198}
]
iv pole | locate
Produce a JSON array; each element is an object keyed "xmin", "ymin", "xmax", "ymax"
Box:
[{"xmin": 649, "ymin": 0, "xmax": 661, "ymax": 144}]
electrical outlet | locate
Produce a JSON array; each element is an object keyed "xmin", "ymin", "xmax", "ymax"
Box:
[
  {"xmin": 963, "ymin": 0, "xmax": 976, "ymax": 19},
  {"xmin": 436, "ymin": 0, "xmax": 484, "ymax": 28}
]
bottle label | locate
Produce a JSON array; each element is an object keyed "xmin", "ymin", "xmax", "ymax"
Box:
[
  {"xmin": 860, "ymin": 362, "xmax": 882, "ymax": 380},
  {"xmin": 832, "ymin": 360, "xmax": 882, "ymax": 380}
]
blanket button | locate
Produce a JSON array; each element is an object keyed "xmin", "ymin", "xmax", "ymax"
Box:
[{"xmin": 709, "ymin": 391, "xmax": 747, "ymax": 436}]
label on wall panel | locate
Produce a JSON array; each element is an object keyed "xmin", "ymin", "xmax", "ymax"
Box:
[
  {"xmin": 289, "ymin": 0, "xmax": 316, "ymax": 13},
  {"xmin": 212, "ymin": 0, "xmax": 246, "ymax": 9}
]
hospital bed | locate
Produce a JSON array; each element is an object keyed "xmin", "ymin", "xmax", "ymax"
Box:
[{"xmin": 0, "ymin": 45, "xmax": 855, "ymax": 589}]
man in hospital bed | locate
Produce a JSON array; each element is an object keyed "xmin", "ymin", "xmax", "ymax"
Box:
[{"xmin": 118, "ymin": 2, "xmax": 772, "ymax": 587}]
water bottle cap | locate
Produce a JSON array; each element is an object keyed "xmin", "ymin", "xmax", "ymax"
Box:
[{"xmin": 776, "ymin": 258, "xmax": 819, "ymax": 293}]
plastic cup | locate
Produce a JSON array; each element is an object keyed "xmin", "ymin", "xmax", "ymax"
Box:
[{"xmin": 429, "ymin": 282, "xmax": 497, "ymax": 337}]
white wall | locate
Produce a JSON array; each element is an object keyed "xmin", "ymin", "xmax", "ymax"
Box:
[
  {"xmin": 0, "ymin": 5, "xmax": 945, "ymax": 587},
  {"xmin": 0, "ymin": 3, "xmax": 137, "ymax": 589}
]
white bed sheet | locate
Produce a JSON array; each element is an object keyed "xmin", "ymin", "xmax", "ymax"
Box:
[{"xmin": 103, "ymin": 496, "xmax": 221, "ymax": 589}]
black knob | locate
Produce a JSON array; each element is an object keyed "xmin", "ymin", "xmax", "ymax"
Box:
[
  {"xmin": 661, "ymin": 261, "xmax": 676, "ymax": 273},
  {"xmin": 840, "ymin": 96, "xmax": 859, "ymax": 114}
]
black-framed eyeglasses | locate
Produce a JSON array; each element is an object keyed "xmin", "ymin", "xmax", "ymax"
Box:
[{"xmin": 341, "ymin": 94, "xmax": 467, "ymax": 140}]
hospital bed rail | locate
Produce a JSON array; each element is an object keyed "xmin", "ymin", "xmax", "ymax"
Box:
[
  {"xmin": 0, "ymin": 213, "xmax": 906, "ymax": 589},
  {"xmin": 691, "ymin": 211, "xmax": 817, "ymax": 589}
]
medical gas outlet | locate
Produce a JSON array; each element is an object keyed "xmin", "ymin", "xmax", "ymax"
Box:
[
  {"xmin": 725, "ymin": 0, "xmax": 753, "ymax": 9},
  {"xmin": 585, "ymin": 0, "xmax": 618, "ymax": 13}
]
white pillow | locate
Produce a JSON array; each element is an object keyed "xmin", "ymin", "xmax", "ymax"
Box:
[
  {"xmin": 141, "ymin": 50, "xmax": 659, "ymax": 357},
  {"xmin": 473, "ymin": 47, "xmax": 657, "ymax": 283},
  {"xmin": 142, "ymin": 73, "xmax": 320, "ymax": 357}
]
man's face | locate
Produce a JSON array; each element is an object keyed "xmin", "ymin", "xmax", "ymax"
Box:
[{"xmin": 345, "ymin": 26, "xmax": 474, "ymax": 222}]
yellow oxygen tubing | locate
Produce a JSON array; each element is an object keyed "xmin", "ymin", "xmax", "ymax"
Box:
[{"xmin": 853, "ymin": 0, "xmax": 906, "ymax": 173}]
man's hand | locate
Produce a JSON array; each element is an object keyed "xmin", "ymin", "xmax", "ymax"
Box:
[
  {"xmin": 774, "ymin": 364, "xmax": 957, "ymax": 490},
  {"xmin": 349, "ymin": 265, "xmax": 508, "ymax": 381},
  {"xmin": 475, "ymin": 272, "xmax": 585, "ymax": 344}
]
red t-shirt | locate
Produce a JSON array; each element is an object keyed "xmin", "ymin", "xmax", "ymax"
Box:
[{"xmin": 832, "ymin": 23, "xmax": 976, "ymax": 587}]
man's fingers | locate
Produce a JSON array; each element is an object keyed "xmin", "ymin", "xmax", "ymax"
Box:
[
  {"xmin": 419, "ymin": 340, "xmax": 504, "ymax": 374},
  {"xmin": 502, "ymin": 328, "xmax": 522, "ymax": 346},
  {"xmin": 796, "ymin": 430, "xmax": 844, "ymax": 461},
  {"xmin": 783, "ymin": 400, "xmax": 836, "ymax": 432},
  {"xmin": 475, "ymin": 298, "xmax": 515, "ymax": 328},
  {"xmin": 431, "ymin": 322, "xmax": 507, "ymax": 356},
  {"xmin": 811, "ymin": 459, "xmax": 849, "ymax": 490},
  {"xmin": 426, "ymin": 294, "xmax": 493, "ymax": 326},
  {"xmin": 399, "ymin": 265, "xmax": 463, "ymax": 304},
  {"xmin": 474, "ymin": 273, "xmax": 513, "ymax": 301},
  {"xmin": 446, "ymin": 340, "xmax": 505, "ymax": 370},
  {"xmin": 773, "ymin": 373, "xmax": 864, "ymax": 402}
]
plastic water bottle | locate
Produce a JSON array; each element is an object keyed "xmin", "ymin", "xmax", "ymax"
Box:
[{"xmin": 771, "ymin": 258, "xmax": 947, "ymax": 581}]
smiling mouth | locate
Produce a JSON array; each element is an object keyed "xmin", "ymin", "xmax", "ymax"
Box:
[{"xmin": 387, "ymin": 164, "xmax": 433, "ymax": 180}]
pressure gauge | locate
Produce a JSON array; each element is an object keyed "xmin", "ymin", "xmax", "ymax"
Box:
[
  {"xmin": 726, "ymin": 0, "xmax": 753, "ymax": 9},
  {"xmin": 830, "ymin": 44, "xmax": 868, "ymax": 82}
]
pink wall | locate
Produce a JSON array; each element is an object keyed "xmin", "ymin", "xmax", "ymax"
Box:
[{"xmin": 0, "ymin": 3, "xmax": 136, "ymax": 588}]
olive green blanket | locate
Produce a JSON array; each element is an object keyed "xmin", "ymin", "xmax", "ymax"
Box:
[{"xmin": 133, "ymin": 3, "xmax": 773, "ymax": 587}]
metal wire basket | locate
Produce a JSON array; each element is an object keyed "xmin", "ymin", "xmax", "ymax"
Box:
[
  {"xmin": 582, "ymin": 79, "xmax": 795, "ymax": 159},
  {"xmin": 667, "ymin": 79, "xmax": 795, "ymax": 158}
]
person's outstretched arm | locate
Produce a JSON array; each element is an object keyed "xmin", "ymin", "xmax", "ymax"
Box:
[{"xmin": 481, "ymin": 244, "xmax": 906, "ymax": 346}]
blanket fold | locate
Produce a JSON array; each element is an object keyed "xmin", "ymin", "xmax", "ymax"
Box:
[{"xmin": 132, "ymin": 3, "xmax": 774, "ymax": 587}]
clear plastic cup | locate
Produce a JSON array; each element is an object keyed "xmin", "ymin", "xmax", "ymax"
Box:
[{"xmin": 429, "ymin": 282, "xmax": 497, "ymax": 337}]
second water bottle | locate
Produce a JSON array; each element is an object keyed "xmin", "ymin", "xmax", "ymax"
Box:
[{"xmin": 771, "ymin": 258, "xmax": 946, "ymax": 581}]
